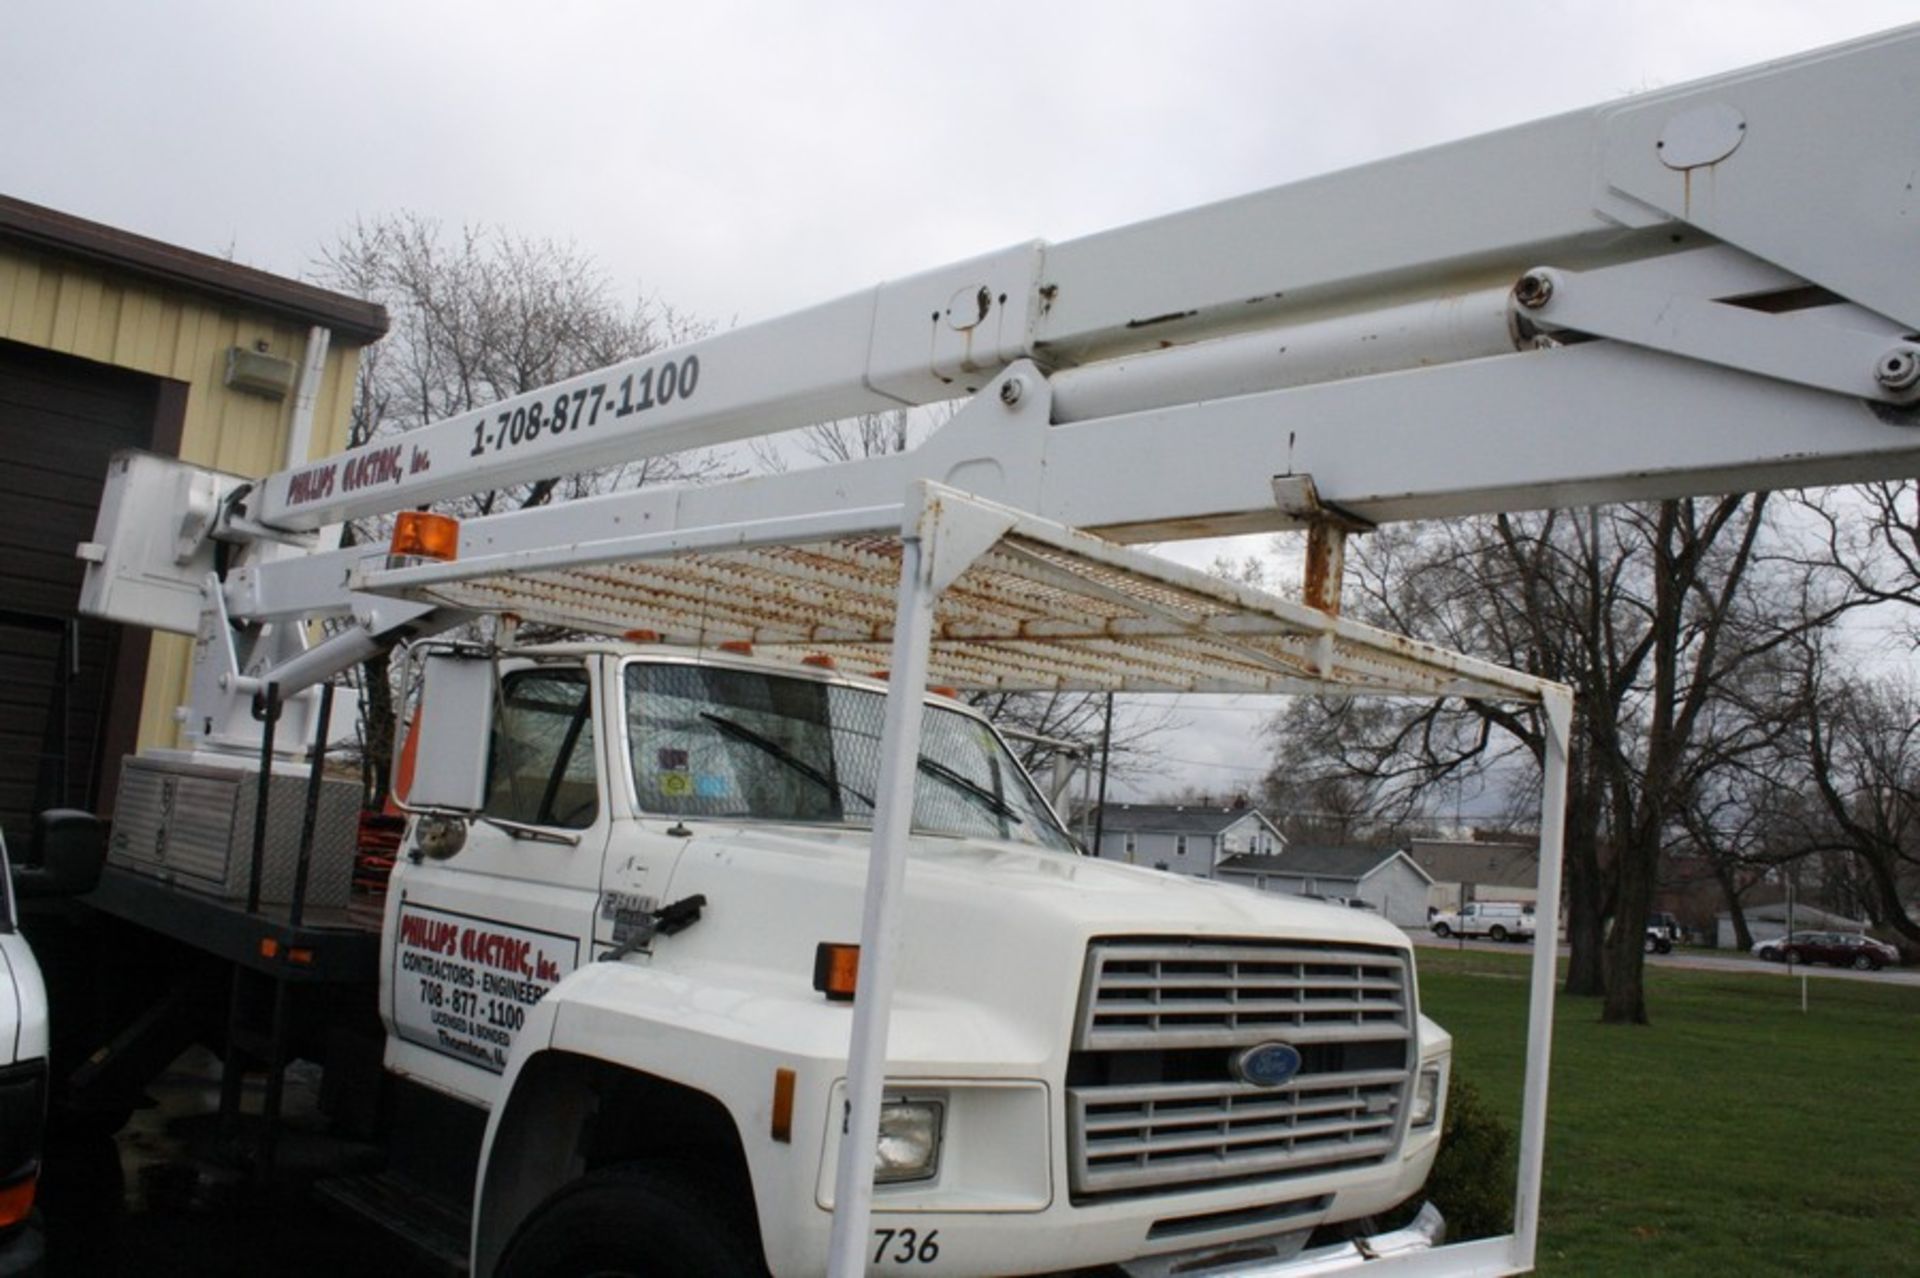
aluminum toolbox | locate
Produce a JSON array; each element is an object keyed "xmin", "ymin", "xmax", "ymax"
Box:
[{"xmin": 109, "ymin": 755, "xmax": 359, "ymax": 908}]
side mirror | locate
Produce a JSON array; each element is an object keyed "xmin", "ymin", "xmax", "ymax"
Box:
[
  {"xmin": 14, "ymin": 809, "xmax": 107, "ymax": 898},
  {"xmin": 406, "ymin": 652, "xmax": 495, "ymax": 813},
  {"xmin": 414, "ymin": 814, "xmax": 469, "ymax": 861}
]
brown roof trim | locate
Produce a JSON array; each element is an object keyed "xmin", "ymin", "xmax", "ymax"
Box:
[{"xmin": 0, "ymin": 194, "xmax": 388, "ymax": 345}]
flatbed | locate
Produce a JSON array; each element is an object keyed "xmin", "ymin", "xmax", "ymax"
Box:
[{"xmin": 83, "ymin": 865, "xmax": 382, "ymax": 985}]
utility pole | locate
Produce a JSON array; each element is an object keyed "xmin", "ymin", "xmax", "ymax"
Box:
[{"xmin": 1091, "ymin": 692, "xmax": 1114, "ymax": 859}]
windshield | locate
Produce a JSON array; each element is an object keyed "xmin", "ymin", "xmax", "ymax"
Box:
[{"xmin": 624, "ymin": 663, "xmax": 1075, "ymax": 852}]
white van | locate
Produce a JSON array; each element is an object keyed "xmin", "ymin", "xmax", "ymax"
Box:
[
  {"xmin": 0, "ymin": 826, "xmax": 51, "ymax": 1277},
  {"xmin": 1430, "ymin": 900, "xmax": 1536, "ymax": 942}
]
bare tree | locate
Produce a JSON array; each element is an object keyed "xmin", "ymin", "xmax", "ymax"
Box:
[
  {"xmin": 1261, "ymin": 496, "xmax": 1832, "ymax": 1022},
  {"xmin": 748, "ymin": 409, "xmax": 922, "ymax": 475},
  {"xmin": 799, "ymin": 410, "xmax": 913, "ymax": 465},
  {"xmin": 1675, "ymin": 755, "xmax": 1811, "ymax": 952},
  {"xmin": 312, "ymin": 213, "xmax": 720, "ymax": 799},
  {"xmin": 1796, "ymin": 657, "xmax": 1920, "ymax": 947},
  {"xmin": 1796, "ymin": 483, "xmax": 1920, "ymax": 625}
]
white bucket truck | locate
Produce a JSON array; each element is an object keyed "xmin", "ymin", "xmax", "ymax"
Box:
[{"xmin": 45, "ymin": 25, "xmax": 1920, "ymax": 1277}]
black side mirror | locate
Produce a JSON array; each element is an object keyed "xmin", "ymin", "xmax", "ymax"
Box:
[{"xmin": 14, "ymin": 809, "xmax": 107, "ymax": 899}]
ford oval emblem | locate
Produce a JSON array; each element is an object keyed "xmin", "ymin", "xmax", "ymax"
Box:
[{"xmin": 1230, "ymin": 1042, "xmax": 1303, "ymax": 1088}]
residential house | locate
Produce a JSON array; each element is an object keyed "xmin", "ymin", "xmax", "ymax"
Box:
[
  {"xmin": 1090, "ymin": 803, "xmax": 1284, "ymax": 879},
  {"xmin": 1214, "ymin": 846, "xmax": 1434, "ymax": 929},
  {"xmin": 1406, "ymin": 838, "xmax": 1540, "ymax": 912}
]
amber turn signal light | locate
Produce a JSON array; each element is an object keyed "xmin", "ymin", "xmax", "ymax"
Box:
[
  {"xmin": 0, "ymin": 1173, "xmax": 35, "ymax": 1228},
  {"xmin": 390, "ymin": 511, "xmax": 461, "ymax": 561},
  {"xmin": 813, "ymin": 942, "xmax": 859, "ymax": 1002},
  {"xmin": 770, "ymin": 1067, "xmax": 797, "ymax": 1143}
]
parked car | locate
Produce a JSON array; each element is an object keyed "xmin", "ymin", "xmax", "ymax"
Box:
[
  {"xmin": 1643, "ymin": 911, "xmax": 1681, "ymax": 955},
  {"xmin": 1429, "ymin": 900, "xmax": 1535, "ymax": 942},
  {"xmin": 1753, "ymin": 931, "xmax": 1900, "ymax": 970},
  {"xmin": 0, "ymin": 825, "xmax": 53, "ymax": 1278}
]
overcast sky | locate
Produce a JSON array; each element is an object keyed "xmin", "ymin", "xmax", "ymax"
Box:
[{"xmin": 5, "ymin": 2, "xmax": 1914, "ymax": 804}]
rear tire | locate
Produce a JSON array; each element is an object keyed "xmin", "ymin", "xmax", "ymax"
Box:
[
  {"xmin": 496, "ymin": 1163, "xmax": 767, "ymax": 1278},
  {"xmin": 1489, "ymin": 925, "xmax": 1508, "ymax": 943}
]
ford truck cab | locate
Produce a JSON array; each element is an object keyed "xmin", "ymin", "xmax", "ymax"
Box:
[{"xmin": 389, "ymin": 645, "xmax": 1451, "ymax": 1276}]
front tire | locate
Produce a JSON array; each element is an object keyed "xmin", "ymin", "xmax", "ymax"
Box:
[
  {"xmin": 1852, "ymin": 954, "xmax": 1877, "ymax": 971},
  {"xmin": 496, "ymin": 1163, "xmax": 767, "ymax": 1278},
  {"xmin": 1432, "ymin": 923, "xmax": 1451, "ymax": 939}
]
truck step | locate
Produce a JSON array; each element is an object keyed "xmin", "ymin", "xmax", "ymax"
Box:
[{"xmin": 314, "ymin": 1169, "xmax": 471, "ymax": 1274}]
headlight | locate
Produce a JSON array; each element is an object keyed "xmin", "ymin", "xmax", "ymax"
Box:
[
  {"xmin": 1410, "ymin": 1063, "xmax": 1444, "ymax": 1128},
  {"xmin": 874, "ymin": 1099, "xmax": 944, "ymax": 1183}
]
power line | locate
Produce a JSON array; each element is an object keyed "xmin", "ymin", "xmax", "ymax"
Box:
[{"xmin": 1146, "ymin": 754, "xmax": 1272, "ymax": 773}]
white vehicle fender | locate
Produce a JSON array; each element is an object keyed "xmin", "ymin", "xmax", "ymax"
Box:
[{"xmin": 472, "ymin": 959, "xmax": 848, "ymax": 1277}]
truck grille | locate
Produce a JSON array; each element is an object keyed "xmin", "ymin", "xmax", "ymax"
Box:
[{"xmin": 1066, "ymin": 939, "xmax": 1413, "ymax": 1203}]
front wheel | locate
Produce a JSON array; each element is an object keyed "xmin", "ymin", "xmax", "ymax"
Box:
[
  {"xmin": 1852, "ymin": 954, "xmax": 1877, "ymax": 971},
  {"xmin": 1489, "ymin": 925, "xmax": 1509, "ymax": 943},
  {"xmin": 497, "ymin": 1164, "xmax": 767, "ymax": 1278},
  {"xmin": 1432, "ymin": 923, "xmax": 1452, "ymax": 939}
]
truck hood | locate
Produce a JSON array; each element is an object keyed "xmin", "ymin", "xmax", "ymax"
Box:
[{"xmin": 648, "ymin": 823, "xmax": 1416, "ymax": 1068}]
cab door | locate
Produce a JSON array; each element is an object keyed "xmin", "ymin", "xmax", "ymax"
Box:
[{"xmin": 384, "ymin": 657, "xmax": 611, "ymax": 1105}]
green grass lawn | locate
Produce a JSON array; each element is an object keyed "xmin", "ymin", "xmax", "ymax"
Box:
[{"xmin": 1415, "ymin": 950, "xmax": 1920, "ymax": 1276}]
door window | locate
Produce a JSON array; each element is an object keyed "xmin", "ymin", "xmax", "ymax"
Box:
[{"xmin": 483, "ymin": 667, "xmax": 599, "ymax": 829}]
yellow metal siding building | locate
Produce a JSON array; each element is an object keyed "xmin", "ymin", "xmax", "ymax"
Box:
[{"xmin": 0, "ymin": 194, "xmax": 386, "ymax": 830}]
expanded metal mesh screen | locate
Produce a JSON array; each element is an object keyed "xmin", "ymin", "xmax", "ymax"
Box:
[{"xmin": 404, "ymin": 527, "xmax": 1551, "ymax": 702}]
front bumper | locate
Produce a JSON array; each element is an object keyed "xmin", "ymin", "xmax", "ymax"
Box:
[{"xmin": 1117, "ymin": 1203, "xmax": 1444, "ymax": 1278}]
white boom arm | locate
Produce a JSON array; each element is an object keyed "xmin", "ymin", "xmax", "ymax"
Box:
[
  {"xmin": 81, "ymin": 23, "xmax": 1920, "ymax": 734},
  {"xmin": 231, "ymin": 24, "xmax": 1920, "ymax": 548}
]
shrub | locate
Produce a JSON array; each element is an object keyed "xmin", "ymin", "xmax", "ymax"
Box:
[{"xmin": 1424, "ymin": 1072, "xmax": 1516, "ymax": 1241}]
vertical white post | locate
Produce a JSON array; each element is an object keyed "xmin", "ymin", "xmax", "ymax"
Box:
[
  {"xmin": 283, "ymin": 325, "xmax": 331, "ymax": 469},
  {"xmin": 826, "ymin": 534, "xmax": 939, "ymax": 1277},
  {"xmin": 1511, "ymin": 687, "xmax": 1572, "ymax": 1269}
]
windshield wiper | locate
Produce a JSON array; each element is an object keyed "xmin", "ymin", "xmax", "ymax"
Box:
[
  {"xmin": 699, "ymin": 712, "xmax": 874, "ymax": 808},
  {"xmin": 916, "ymin": 756, "xmax": 1024, "ymax": 826}
]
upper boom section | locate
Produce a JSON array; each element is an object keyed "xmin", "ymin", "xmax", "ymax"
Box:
[{"xmin": 251, "ymin": 24, "xmax": 1920, "ymax": 535}]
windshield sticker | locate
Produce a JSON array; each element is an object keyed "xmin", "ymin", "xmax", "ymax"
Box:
[{"xmin": 694, "ymin": 773, "xmax": 730, "ymax": 798}]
